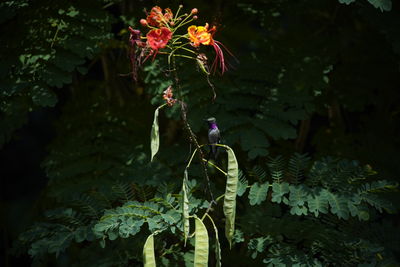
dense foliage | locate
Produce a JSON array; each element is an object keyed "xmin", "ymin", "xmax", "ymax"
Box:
[{"xmin": 1, "ymin": 0, "xmax": 399, "ymax": 266}]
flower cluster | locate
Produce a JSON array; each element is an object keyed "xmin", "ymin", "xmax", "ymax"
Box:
[
  {"xmin": 128, "ymin": 5, "xmax": 233, "ymax": 82},
  {"xmin": 162, "ymin": 85, "xmax": 177, "ymax": 106}
]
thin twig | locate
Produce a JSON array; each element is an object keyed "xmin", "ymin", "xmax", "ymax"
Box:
[
  {"xmin": 179, "ymin": 100, "xmax": 215, "ymax": 205},
  {"xmin": 206, "ymin": 75, "xmax": 217, "ymax": 102},
  {"xmin": 171, "ymin": 58, "xmax": 215, "ymax": 207}
]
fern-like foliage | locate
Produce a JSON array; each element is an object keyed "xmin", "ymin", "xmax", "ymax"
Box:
[
  {"xmin": 236, "ymin": 170, "xmax": 249, "ymax": 197},
  {"xmin": 241, "ymin": 155, "xmax": 398, "ymax": 266},
  {"xmin": 249, "ymin": 156, "xmax": 397, "ymax": 219},
  {"xmin": 287, "ymin": 153, "xmax": 310, "ymax": 184},
  {"xmin": 19, "ymin": 208, "xmax": 95, "ymax": 257},
  {"xmin": 93, "ymin": 200, "xmax": 178, "ymax": 240},
  {"xmin": 267, "ymin": 156, "xmax": 285, "ymax": 183}
]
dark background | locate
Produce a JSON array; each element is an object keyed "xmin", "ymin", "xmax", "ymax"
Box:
[{"xmin": 1, "ymin": 0, "xmax": 399, "ymax": 266}]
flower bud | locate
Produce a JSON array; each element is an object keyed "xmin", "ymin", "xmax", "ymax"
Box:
[
  {"xmin": 191, "ymin": 8, "xmax": 198, "ymax": 14},
  {"xmin": 140, "ymin": 19, "xmax": 147, "ymax": 26},
  {"xmin": 170, "ymin": 21, "xmax": 175, "ymax": 26},
  {"xmin": 193, "ymin": 15, "xmax": 198, "ymax": 20},
  {"xmin": 179, "ymin": 4, "xmax": 183, "ymax": 8}
]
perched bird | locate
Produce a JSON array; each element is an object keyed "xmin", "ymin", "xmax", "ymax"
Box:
[{"xmin": 206, "ymin": 117, "xmax": 221, "ymax": 160}]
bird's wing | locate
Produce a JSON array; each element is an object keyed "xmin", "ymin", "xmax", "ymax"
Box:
[{"xmin": 208, "ymin": 129, "xmax": 220, "ymax": 144}]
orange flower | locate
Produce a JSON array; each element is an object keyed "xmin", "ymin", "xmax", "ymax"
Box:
[
  {"xmin": 188, "ymin": 24, "xmax": 234, "ymax": 75},
  {"xmin": 146, "ymin": 27, "xmax": 172, "ymax": 50},
  {"xmin": 187, "ymin": 23, "xmax": 216, "ymax": 47},
  {"xmin": 146, "ymin": 6, "xmax": 173, "ymax": 27}
]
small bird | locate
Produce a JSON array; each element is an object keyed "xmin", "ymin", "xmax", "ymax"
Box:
[{"xmin": 206, "ymin": 117, "xmax": 221, "ymax": 160}]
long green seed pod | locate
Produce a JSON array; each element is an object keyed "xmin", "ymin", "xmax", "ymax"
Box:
[
  {"xmin": 143, "ymin": 234, "xmax": 156, "ymax": 267},
  {"xmin": 150, "ymin": 104, "xmax": 166, "ymax": 162},
  {"xmin": 194, "ymin": 217, "xmax": 209, "ymax": 267},
  {"xmin": 206, "ymin": 214, "xmax": 221, "ymax": 267},
  {"xmin": 220, "ymin": 145, "xmax": 238, "ymax": 249},
  {"xmin": 182, "ymin": 169, "xmax": 190, "ymax": 246}
]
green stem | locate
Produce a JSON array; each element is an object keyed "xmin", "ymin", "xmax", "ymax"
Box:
[
  {"xmin": 159, "ymin": 103, "xmax": 168, "ymax": 109},
  {"xmin": 176, "ymin": 19, "xmax": 195, "ymax": 30},
  {"xmin": 173, "ymin": 54, "xmax": 196, "ymax": 60},
  {"xmin": 179, "ymin": 46, "xmax": 197, "ymax": 54},
  {"xmin": 215, "ymin": 194, "xmax": 225, "ymax": 203},
  {"xmin": 203, "ymin": 159, "xmax": 227, "ymax": 176},
  {"xmin": 171, "ymin": 34, "xmax": 188, "ymax": 44},
  {"xmin": 50, "ymin": 27, "xmax": 60, "ymax": 48},
  {"xmin": 185, "ymin": 144, "xmax": 206, "ymax": 170},
  {"xmin": 204, "ymin": 214, "xmax": 217, "ymax": 233},
  {"xmin": 174, "ymin": 13, "xmax": 193, "ymax": 32},
  {"xmin": 173, "ymin": 5, "xmax": 182, "ymax": 21},
  {"xmin": 168, "ymin": 43, "xmax": 196, "ymax": 64}
]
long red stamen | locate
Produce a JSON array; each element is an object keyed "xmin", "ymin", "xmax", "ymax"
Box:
[
  {"xmin": 215, "ymin": 40, "xmax": 237, "ymax": 62},
  {"xmin": 211, "ymin": 42, "xmax": 227, "ymax": 75}
]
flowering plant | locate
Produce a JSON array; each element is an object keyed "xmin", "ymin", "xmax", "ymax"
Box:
[{"xmin": 128, "ymin": 5, "xmax": 233, "ymax": 83}]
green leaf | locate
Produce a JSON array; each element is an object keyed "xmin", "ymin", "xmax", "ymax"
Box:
[
  {"xmin": 360, "ymin": 193, "xmax": 396, "ymax": 213},
  {"xmin": 307, "ymin": 191, "xmax": 329, "ymax": 217},
  {"xmin": 268, "ymin": 156, "xmax": 285, "ymax": 183},
  {"xmin": 357, "ymin": 180, "xmax": 398, "ymax": 213},
  {"xmin": 288, "ymin": 185, "xmax": 308, "ymax": 215},
  {"xmin": 161, "ymin": 209, "xmax": 180, "ymax": 226},
  {"xmin": 288, "ymin": 185, "xmax": 307, "ymax": 206},
  {"xmin": 194, "ymin": 217, "xmax": 209, "ymax": 267},
  {"xmin": 147, "ymin": 216, "xmax": 162, "ymax": 232},
  {"xmin": 287, "ymin": 153, "xmax": 310, "ymax": 184},
  {"xmin": 119, "ymin": 218, "xmax": 144, "ymax": 238},
  {"xmin": 290, "ymin": 206, "xmax": 308, "ymax": 216},
  {"xmin": 248, "ymin": 182, "xmax": 269, "ymax": 206},
  {"xmin": 327, "ymin": 192, "xmax": 350, "ymax": 219},
  {"xmin": 143, "ymin": 234, "xmax": 156, "ymax": 267},
  {"xmin": 237, "ymin": 170, "xmax": 248, "ymax": 197},
  {"xmin": 233, "ymin": 229, "xmax": 244, "ymax": 244},
  {"xmin": 271, "ymin": 182, "xmax": 290, "ymax": 204},
  {"xmin": 338, "ymin": 0, "xmax": 356, "ymax": 4},
  {"xmin": 367, "ymin": 0, "xmax": 392, "ymax": 11},
  {"xmin": 338, "ymin": 0, "xmax": 392, "ymax": 11},
  {"xmin": 348, "ymin": 201, "xmax": 370, "ymax": 221},
  {"xmin": 248, "ymin": 236, "xmax": 273, "ymax": 259}
]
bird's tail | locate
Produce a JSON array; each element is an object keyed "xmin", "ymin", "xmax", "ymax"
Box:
[{"xmin": 209, "ymin": 144, "xmax": 219, "ymax": 160}]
